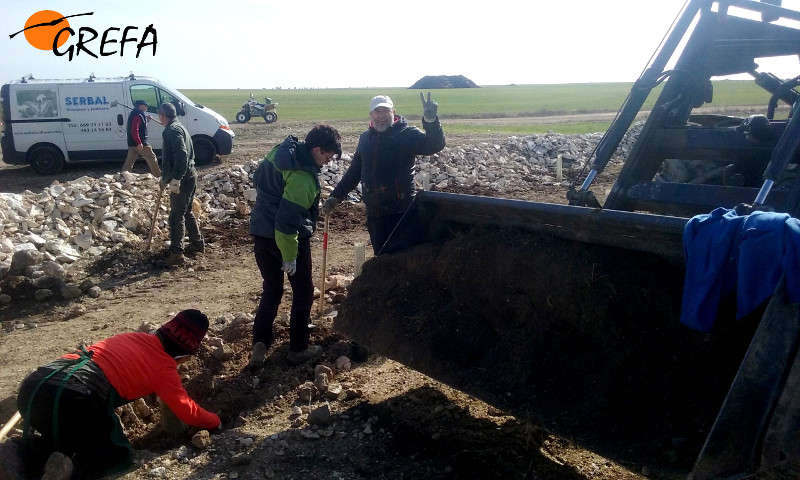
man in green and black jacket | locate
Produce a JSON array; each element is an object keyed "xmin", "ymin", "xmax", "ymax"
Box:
[{"xmin": 248, "ymin": 124, "xmax": 342, "ymax": 369}]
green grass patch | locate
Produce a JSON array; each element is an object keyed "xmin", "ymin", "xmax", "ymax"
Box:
[{"xmin": 180, "ymin": 81, "xmax": 771, "ymax": 135}]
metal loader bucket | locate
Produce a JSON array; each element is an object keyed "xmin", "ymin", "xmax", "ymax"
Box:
[
  {"xmin": 382, "ymin": 191, "xmax": 689, "ymax": 263},
  {"xmin": 335, "ymin": 197, "xmax": 735, "ymax": 473}
]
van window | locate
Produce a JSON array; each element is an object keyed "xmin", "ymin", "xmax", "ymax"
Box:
[
  {"xmin": 130, "ymin": 85, "xmax": 158, "ymax": 114},
  {"xmin": 16, "ymin": 89, "xmax": 58, "ymax": 118},
  {"xmin": 159, "ymin": 89, "xmax": 180, "ymax": 107},
  {"xmin": 130, "ymin": 85, "xmax": 185, "ymax": 116}
]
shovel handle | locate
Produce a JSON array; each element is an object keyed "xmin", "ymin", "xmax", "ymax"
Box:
[
  {"xmin": 318, "ymin": 214, "xmax": 329, "ymax": 317},
  {"xmin": 0, "ymin": 411, "xmax": 21, "ymax": 442},
  {"xmin": 144, "ymin": 185, "xmax": 165, "ymax": 252}
]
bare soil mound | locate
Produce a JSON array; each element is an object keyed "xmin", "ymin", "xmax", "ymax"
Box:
[
  {"xmin": 336, "ymin": 225, "xmax": 761, "ymax": 472},
  {"xmin": 410, "ymin": 75, "xmax": 479, "ymax": 89}
]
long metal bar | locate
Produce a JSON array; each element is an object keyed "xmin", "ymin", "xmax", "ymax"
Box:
[{"xmin": 408, "ymin": 191, "xmax": 688, "ymax": 261}]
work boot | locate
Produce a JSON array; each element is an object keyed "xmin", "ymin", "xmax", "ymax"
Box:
[
  {"xmin": 164, "ymin": 252, "xmax": 185, "ymax": 266},
  {"xmin": 41, "ymin": 451, "xmax": 73, "ymax": 480},
  {"xmin": 287, "ymin": 345, "xmax": 322, "ymax": 366},
  {"xmin": 184, "ymin": 242, "xmax": 205, "ymax": 254},
  {"xmin": 249, "ymin": 342, "xmax": 268, "ymax": 371}
]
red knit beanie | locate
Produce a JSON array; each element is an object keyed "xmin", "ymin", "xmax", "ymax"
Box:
[{"xmin": 156, "ymin": 309, "xmax": 209, "ymax": 356}]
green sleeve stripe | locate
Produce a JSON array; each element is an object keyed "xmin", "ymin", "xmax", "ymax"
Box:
[
  {"xmin": 282, "ymin": 170, "xmax": 318, "ymax": 209},
  {"xmin": 275, "ymin": 230, "xmax": 298, "ymax": 261}
]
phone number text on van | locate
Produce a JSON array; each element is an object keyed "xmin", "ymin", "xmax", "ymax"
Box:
[{"xmin": 68, "ymin": 122, "xmax": 112, "ymax": 133}]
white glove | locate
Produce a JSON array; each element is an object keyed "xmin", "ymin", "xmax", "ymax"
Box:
[
  {"xmin": 169, "ymin": 179, "xmax": 181, "ymax": 194},
  {"xmin": 281, "ymin": 260, "xmax": 297, "ymax": 276}
]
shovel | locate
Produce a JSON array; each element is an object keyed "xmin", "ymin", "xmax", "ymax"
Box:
[
  {"xmin": 318, "ymin": 214, "xmax": 330, "ymax": 317},
  {"xmin": 110, "ymin": 100, "xmax": 163, "ymax": 125},
  {"xmin": 0, "ymin": 411, "xmax": 21, "ymax": 443},
  {"xmin": 144, "ymin": 185, "xmax": 165, "ymax": 252}
]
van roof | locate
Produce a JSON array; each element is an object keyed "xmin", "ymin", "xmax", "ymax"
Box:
[{"xmin": 7, "ymin": 73, "xmax": 160, "ymax": 85}]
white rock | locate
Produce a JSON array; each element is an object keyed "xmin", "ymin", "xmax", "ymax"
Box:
[
  {"xmin": 72, "ymin": 194, "xmax": 93, "ymax": 207},
  {"xmin": 0, "ymin": 238, "xmax": 13, "ymax": 253},
  {"xmin": 73, "ymin": 230, "xmax": 93, "ymax": 250},
  {"xmin": 13, "ymin": 243, "xmax": 37, "ymax": 253},
  {"xmin": 101, "ymin": 220, "xmax": 118, "ymax": 232}
]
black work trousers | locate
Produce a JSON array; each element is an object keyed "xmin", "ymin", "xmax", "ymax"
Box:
[
  {"xmin": 252, "ymin": 235, "xmax": 313, "ymax": 352},
  {"xmin": 168, "ymin": 169, "xmax": 202, "ymax": 254},
  {"xmin": 16, "ymin": 368, "xmax": 131, "ymax": 479},
  {"xmin": 367, "ymin": 213, "xmax": 404, "ymax": 255}
]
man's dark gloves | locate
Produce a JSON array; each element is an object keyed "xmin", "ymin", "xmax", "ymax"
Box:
[
  {"xmin": 321, "ymin": 197, "xmax": 340, "ymax": 216},
  {"xmin": 421, "ymin": 92, "xmax": 438, "ymax": 123}
]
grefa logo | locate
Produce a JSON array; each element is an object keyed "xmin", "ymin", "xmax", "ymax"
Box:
[{"xmin": 8, "ymin": 10, "xmax": 157, "ymax": 61}]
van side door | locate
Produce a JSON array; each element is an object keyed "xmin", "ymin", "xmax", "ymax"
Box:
[{"xmin": 60, "ymin": 83, "xmax": 127, "ymax": 158}]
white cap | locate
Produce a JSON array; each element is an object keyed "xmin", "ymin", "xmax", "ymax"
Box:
[{"xmin": 370, "ymin": 95, "xmax": 393, "ymax": 112}]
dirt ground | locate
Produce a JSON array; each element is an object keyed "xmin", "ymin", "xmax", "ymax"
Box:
[{"xmin": 0, "ymin": 116, "xmax": 756, "ymax": 480}]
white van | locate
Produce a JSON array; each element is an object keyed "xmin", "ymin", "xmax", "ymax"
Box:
[{"xmin": 0, "ymin": 74, "xmax": 234, "ymax": 175}]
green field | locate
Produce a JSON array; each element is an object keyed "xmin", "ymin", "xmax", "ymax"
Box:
[{"xmin": 182, "ymin": 81, "xmax": 774, "ymax": 135}]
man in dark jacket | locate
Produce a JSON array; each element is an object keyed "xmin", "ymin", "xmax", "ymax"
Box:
[
  {"xmin": 121, "ymin": 100, "xmax": 161, "ymax": 177},
  {"xmin": 322, "ymin": 93, "xmax": 445, "ymax": 254},
  {"xmin": 158, "ymin": 103, "xmax": 203, "ymax": 266},
  {"xmin": 248, "ymin": 125, "xmax": 342, "ymax": 369}
]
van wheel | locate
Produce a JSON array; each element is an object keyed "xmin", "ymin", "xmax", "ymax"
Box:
[
  {"xmin": 29, "ymin": 145, "xmax": 65, "ymax": 175},
  {"xmin": 193, "ymin": 136, "xmax": 217, "ymax": 165}
]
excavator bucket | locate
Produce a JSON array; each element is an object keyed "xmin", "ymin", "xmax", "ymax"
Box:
[{"xmin": 335, "ymin": 0, "xmax": 800, "ymax": 477}]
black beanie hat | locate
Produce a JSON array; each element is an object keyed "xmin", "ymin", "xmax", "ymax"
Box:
[{"xmin": 156, "ymin": 309, "xmax": 209, "ymax": 357}]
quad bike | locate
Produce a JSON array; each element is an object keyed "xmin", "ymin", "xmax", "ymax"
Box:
[
  {"xmin": 334, "ymin": 1, "xmax": 800, "ymax": 479},
  {"xmin": 236, "ymin": 94, "xmax": 278, "ymax": 123}
]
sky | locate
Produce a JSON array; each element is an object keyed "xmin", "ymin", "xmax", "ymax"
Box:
[{"xmin": 1, "ymin": 0, "xmax": 799, "ymax": 90}]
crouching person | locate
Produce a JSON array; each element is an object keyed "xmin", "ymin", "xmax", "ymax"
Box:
[{"xmin": 13, "ymin": 309, "xmax": 221, "ymax": 480}]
